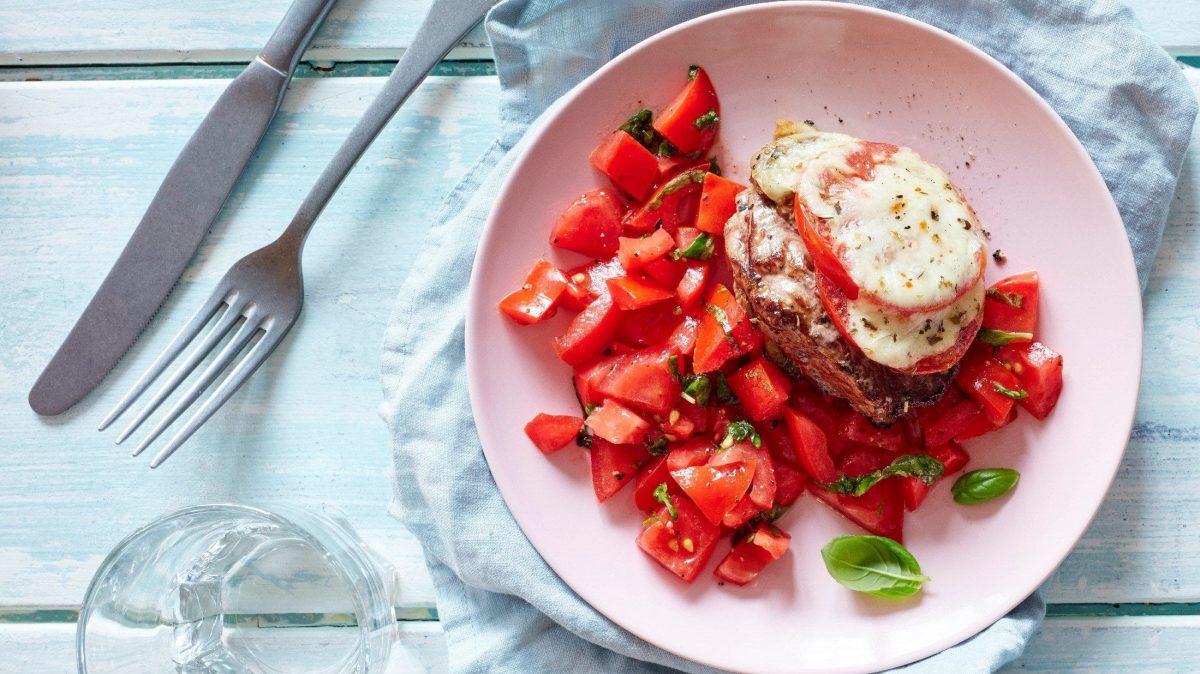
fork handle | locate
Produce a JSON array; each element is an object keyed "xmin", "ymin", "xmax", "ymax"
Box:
[
  {"xmin": 259, "ymin": 0, "xmax": 339, "ymax": 77},
  {"xmin": 279, "ymin": 0, "xmax": 496, "ymax": 247}
]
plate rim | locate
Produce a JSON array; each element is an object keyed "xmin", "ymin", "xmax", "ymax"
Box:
[{"xmin": 464, "ymin": 2, "xmax": 1142, "ymax": 671}]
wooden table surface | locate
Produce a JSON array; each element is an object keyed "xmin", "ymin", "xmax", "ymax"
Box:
[{"xmin": 0, "ymin": 1, "xmax": 1197, "ymax": 671}]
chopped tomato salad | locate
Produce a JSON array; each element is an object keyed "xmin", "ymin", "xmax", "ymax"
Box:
[{"xmin": 499, "ymin": 66, "xmax": 1065, "ymax": 587}]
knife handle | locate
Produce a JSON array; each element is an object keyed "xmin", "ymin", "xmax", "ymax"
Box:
[{"xmin": 259, "ymin": 0, "xmax": 339, "ymax": 76}]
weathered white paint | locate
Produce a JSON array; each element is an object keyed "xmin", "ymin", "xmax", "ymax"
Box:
[
  {"xmin": 0, "ymin": 0, "xmax": 1193, "ymax": 67},
  {"xmin": 6, "ymin": 616, "xmax": 1200, "ymax": 672}
]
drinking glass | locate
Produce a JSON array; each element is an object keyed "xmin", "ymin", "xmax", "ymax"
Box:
[{"xmin": 77, "ymin": 504, "xmax": 399, "ymax": 673}]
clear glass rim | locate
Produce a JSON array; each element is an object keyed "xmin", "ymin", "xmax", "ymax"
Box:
[{"xmin": 76, "ymin": 503, "xmax": 396, "ymax": 674}]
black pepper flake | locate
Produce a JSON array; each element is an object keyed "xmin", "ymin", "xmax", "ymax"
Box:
[
  {"xmin": 861, "ymin": 317, "xmax": 878, "ymax": 331},
  {"xmin": 993, "ymin": 249, "xmax": 1007, "ymax": 262},
  {"xmin": 930, "ymin": 208, "xmax": 939, "ymax": 221},
  {"xmin": 926, "ymin": 334, "xmax": 944, "ymax": 346}
]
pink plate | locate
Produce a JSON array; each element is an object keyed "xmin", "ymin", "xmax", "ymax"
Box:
[{"xmin": 465, "ymin": 3, "xmax": 1141, "ymax": 672}]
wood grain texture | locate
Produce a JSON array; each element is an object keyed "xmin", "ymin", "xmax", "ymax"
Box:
[
  {"xmin": 0, "ymin": 0, "xmax": 1194, "ymax": 67},
  {"xmin": 0, "ymin": 621, "xmax": 452, "ymax": 673},
  {"xmin": 0, "ymin": 75, "xmax": 499, "ymax": 608},
  {"xmin": 6, "ymin": 617, "xmax": 1200, "ymax": 672}
]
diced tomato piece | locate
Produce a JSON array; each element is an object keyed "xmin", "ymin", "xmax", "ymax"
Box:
[
  {"xmin": 623, "ymin": 168, "xmax": 708, "ymax": 234},
  {"xmin": 789, "ymin": 389, "xmax": 848, "ymax": 458},
  {"xmin": 751, "ymin": 523, "xmax": 791, "ymax": 560},
  {"xmin": 653, "ymin": 66, "xmax": 719, "ymax": 155},
  {"xmin": 727, "ymin": 357, "xmax": 793, "ymax": 422},
  {"xmin": 838, "ymin": 445, "xmax": 893, "ymax": 477},
  {"xmin": 523, "ymin": 413, "xmax": 583, "ymax": 454},
  {"xmin": 795, "ymin": 195, "xmax": 859, "ymax": 300},
  {"xmin": 594, "ymin": 348, "xmax": 680, "ymax": 415},
  {"xmin": 671, "ymin": 461, "xmax": 756, "ymax": 526},
  {"xmin": 590, "ymin": 130, "xmax": 659, "ymax": 200},
  {"xmin": 695, "ymin": 173, "xmax": 745, "ymax": 235},
  {"xmin": 615, "ymin": 302, "xmax": 680, "ymax": 348},
  {"xmin": 606, "ymin": 276, "xmax": 675, "ymax": 311},
  {"xmin": 915, "ymin": 386, "xmax": 965, "ymax": 435},
  {"xmin": 714, "ymin": 539, "xmax": 773, "ymax": 586},
  {"xmin": 560, "ymin": 258, "xmax": 624, "ymax": 311},
  {"xmin": 673, "ymin": 226, "xmax": 704, "ymax": 252},
  {"xmin": 676, "ymin": 261, "xmax": 713, "ymax": 310},
  {"xmin": 554, "ymin": 295, "xmax": 621, "ymax": 366},
  {"xmin": 660, "ymin": 408, "xmax": 696, "ymax": 439},
  {"xmin": 997, "ymin": 341, "xmax": 1064, "ymax": 420},
  {"xmin": 922, "ymin": 398, "xmax": 981, "ymax": 447},
  {"xmin": 617, "ymin": 229, "xmax": 675, "ymax": 271},
  {"xmin": 549, "ymin": 189, "xmax": 625, "ymax": 258},
  {"xmin": 955, "ymin": 404, "xmax": 1016, "ymax": 442},
  {"xmin": 637, "ymin": 493, "xmax": 720, "ymax": 583},
  {"xmin": 692, "ymin": 311, "xmax": 736, "ymax": 373},
  {"xmin": 666, "ymin": 438, "xmax": 713, "ymax": 472},
  {"xmin": 773, "ymin": 460, "xmax": 807, "ymax": 507},
  {"xmin": 656, "ymin": 154, "xmax": 698, "ymax": 183},
  {"xmin": 811, "ymin": 477, "xmax": 905, "ymax": 542},
  {"xmin": 840, "ymin": 413, "xmax": 908, "ymax": 453},
  {"xmin": 498, "ymin": 259, "xmax": 569, "ymax": 325},
  {"xmin": 783, "ymin": 410, "xmax": 838, "ymax": 483},
  {"xmin": 585, "ymin": 400, "xmax": 650, "ymax": 445},
  {"xmin": 665, "ymin": 314, "xmax": 700, "ymax": 356},
  {"xmin": 642, "ymin": 257, "xmax": 687, "ymax": 289},
  {"xmin": 633, "ymin": 457, "xmax": 672, "ymax": 511},
  {"xmin": 983, "ymin": 271, "xmax": 1039, "ymax": 334},
  {"xmin": 901, "ymin": 477, "xmax": 931, "ymax": 511},
  {"xmin": 722, "ymin": 496, "xmax": 760, "ymax": 528},
  {"xmin": 924, "ymin": 442, "xmax": 969, "ymax": 475},
  {"xmin": 955, "ymin": 346, "xmax": 1021, "ymax": 424},
  {"xmin": 710, "ymin": 441, "xmax": 776, "ymax": 510},
  {"xmin": 589, "ymin": 438, "xmax": 649, "ymax": 502}
]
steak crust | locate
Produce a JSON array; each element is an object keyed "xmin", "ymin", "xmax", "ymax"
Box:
[{"xmin": 725, "ymin": 188, "xmax": 954, "ymax": 425}]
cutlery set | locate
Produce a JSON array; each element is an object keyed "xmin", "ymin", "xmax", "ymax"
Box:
[{"xmin": 29, "ymin": 0, "xmax": 498, "ymax": 466}]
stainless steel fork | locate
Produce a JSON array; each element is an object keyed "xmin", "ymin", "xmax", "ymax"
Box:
[{"xmin": 98, "ymin": 0, "xmax": 499, "ymax": 467}]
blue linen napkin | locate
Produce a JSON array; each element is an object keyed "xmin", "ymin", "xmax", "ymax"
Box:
[{"xmin": 382, "ymin": 1, "xmax": 1197, "ymax": 671}]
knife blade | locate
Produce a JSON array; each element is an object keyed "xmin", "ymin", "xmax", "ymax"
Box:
[{"xmin": 29, "ymin": 0, "xmax": 337, "ymax": 416}]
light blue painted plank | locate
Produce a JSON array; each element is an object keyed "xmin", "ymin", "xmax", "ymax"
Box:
[
  {"xmin": 0, "ymin": 0, "xmax": 1195, "ymax": 67},
  {"xmin": 0, "ymin": 75, "xmax": 500, "ymax": 607}
]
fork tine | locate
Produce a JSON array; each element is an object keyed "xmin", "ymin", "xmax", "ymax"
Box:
[
  {"xmin": 148, "ymin": 322, "xmax": 284, "ymax": 468},
  {"xmin": 98, "ymin": 290, "xmax": 233, "ymax": 431},
  {"xmin": 113, "ymin": 299, "xmax": 244, "ymax": 444},
  {"xmin": 130, "ymin": 313, "xmax": 263, "ymax": 457}
]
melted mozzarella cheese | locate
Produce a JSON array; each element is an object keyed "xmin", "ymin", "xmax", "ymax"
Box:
[{"xmin": 842, "ymin": 280, "xmax": 984, "ymax": 369}]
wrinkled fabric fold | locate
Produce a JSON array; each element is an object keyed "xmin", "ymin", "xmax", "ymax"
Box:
[{"xmin": 383, "ymin": 1, "xmax": 1196, "ymax": 672}]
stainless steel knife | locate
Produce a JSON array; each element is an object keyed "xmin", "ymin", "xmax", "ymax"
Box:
[{"xmin": 28, "ymin": 0, "xmax": 338, "ymax": 416}]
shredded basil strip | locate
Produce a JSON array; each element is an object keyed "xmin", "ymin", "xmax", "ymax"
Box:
[
  {"xmin": 993, "ymin": 383, "xmax": 1028, "ymax": 399},
  {"xmin": 821, "ymin": 535, "xmax": 929, "ymax": 599},
  {"xmin": 722, "ymin": 420, "xmax": 762, "ymax": 449},
  {"xmin": 653, "ymin": 483, "xmax": 678, "ymax": 519},
  {"xmin": 667, "ymin": 355, "xmax": 682, "ymax": 384},
  {"xmin": 977, "ymin": 328, "xmax": 1034, "ymax": 347},
  {"xmin": 671, "ymin": 232, "xmax": 715, "ymax": 261},
  {"xmin": 986, "ymin": 287, "xmax": 1024, "ymax": 308},
  {"xmin": 681, "ymin": 375, "xmax": 712, "ymax": 406},
  {"xmin": 825, "ymin": 455, "xmax": 944, "ymax": 497},
  {"xmin": 618, "ymin": 108, "xmax": 676, "ymax": 157},
  {"xmin": 952, "ymin": 468, "xmax": 1020, "ymax": 505},
  {"xmin": 687, "ymin": 64, "xmax": 700, "ymax": 80},
  {"xmin": 714, "ymin": 372, "xmax": 739, "ymax": 405},
  {"xmin": 705, "ymin": 304, "xmax": 734, "ymax": 336},
  {"xmin": 576, "ymin": 424, "xmax": 593, "ymax": 449},
  {"xmin": 708, "ymin": 156, "xmax": 722, "ymax": 176},
  {"xmin": 646, "ymin": 437, "xmax": 669, "ymax": 456},
  {"xmin": 647, "ymin": 169, "xmax": 707, "ymax": 210},
  {"xmin": 693, "ymin": 110, "xmax": 720, "ymax": 131}
]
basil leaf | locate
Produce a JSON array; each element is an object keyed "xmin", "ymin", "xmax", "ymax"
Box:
[
  {"xmin": 693, "ymin": 110, "xmax": 720, "ymax": 131},
  {"xmin": 721, "ymin": 420, "xmax": 761, "ymax": 449},
  {"xmin": 687, "ymin": 64, "xmax": 700, "ymax": 81},
  {"xmin": 618, "ymin": 108, "xmax": 676, "ymax": 157},
  {"xmin": 977, "ymin": 328, "xmax": 1033, "ymax": 347},
  {"xmin": 825, "ymin": 455, "xmax": 944, "ymax": 497},
  {"xmin": 646, "ymin": 437, "xmax": 668, "ymax": 456},
  {"xmin": 647, "ymin": 169, "xmax": 707, "ymax": 210},
  {"xmin": 992, "ymin": 383, "xmax": 1028, "ymax": 400},
  {"xmin": 820, "ymin": 535, "xmax": 930, "ymax": 599},
  {"xmin": 671, "ymin": 232, "xmax": 715, "ymax": 261},
  {"xmin": 952, "ymin": 468, "xmax": 1020, "ymax": 505},
  {"xmin": 986, "ymin": 287, "xmax": 1024, "ymax": 308},
  {"xmin": 681, "ymin": 375, "xmax": 711, "ymax": 406},
  {"xmin": 713, "ymin": 372, "xmax": 739, "ymax": 405},
  {"xmin": 653, "ymin": 483, "xmax": 677, "ymax": 519},
  {"xmin": 667, "ymin": 355, "xmax": 682, "ymax": 384}
]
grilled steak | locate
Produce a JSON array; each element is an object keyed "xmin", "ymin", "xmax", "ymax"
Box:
[{"xmin": 724, "ymin": 187, "xmax": 955, "ymax": 425}]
